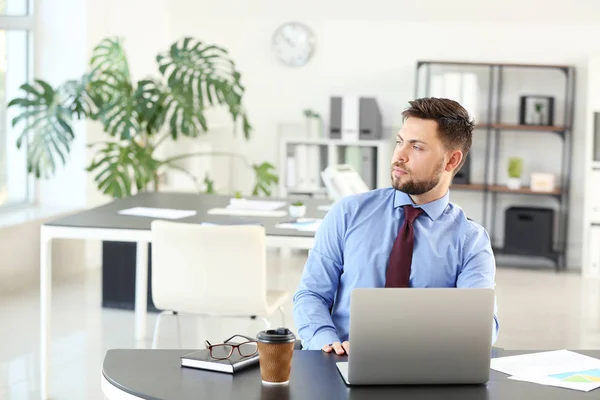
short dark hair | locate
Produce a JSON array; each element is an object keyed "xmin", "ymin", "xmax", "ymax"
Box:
[{"xmin": 401, "ymin": 97, "xmax": 474, "ymax": 170}]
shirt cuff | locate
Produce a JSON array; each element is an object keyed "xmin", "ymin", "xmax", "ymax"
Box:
[{"xmin": 304, "ymin": 329, "xmax": 341, "ymax": 350}]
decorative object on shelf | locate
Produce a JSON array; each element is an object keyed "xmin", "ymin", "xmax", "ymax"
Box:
[
  {"xmin": 7, "ymin": 37, "xmax": 278, "ymax": 198},
  {"xmin": 507, "ymin": 157, "xmax": 523, "ymax": 190},
  {"xmin": 272, "ymin": 21, "xmax": 316, "ymax": 67},
  {"xmin": 303, "ymin": 109, "xmax": 323, "ymax": 138},
  {"xmin": 530, "ymin": 172, "xmax": 557, "ymax": 193},
  {"xmin": 289, "ymin": 201, "xmax": 307, "ymax": 218},
  {"xmin": 519, "ymin": 95, "xmax": 555, "ymax": 126}
]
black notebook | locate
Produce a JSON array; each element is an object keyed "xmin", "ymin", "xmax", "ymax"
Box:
[{"xmin": 180, "ymin": 349, "xmax": 259, "ymax": 374}]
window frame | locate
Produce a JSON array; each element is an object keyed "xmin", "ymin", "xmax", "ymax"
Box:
[{"xmin": 0, "ymin": 0, "xmax": 35, "ymax": 209}]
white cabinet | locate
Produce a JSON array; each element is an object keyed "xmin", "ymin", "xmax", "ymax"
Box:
[
  {"xmin": 278, "ymin": 136, "xmax": 389, "ymax": 198},
  {"xmin": 582, "ymin": 55, "xmax": 600, "ymax": 276},
  {"xmin": 586, "ymin": 226, "xmax": 600, "ymax": 277}
]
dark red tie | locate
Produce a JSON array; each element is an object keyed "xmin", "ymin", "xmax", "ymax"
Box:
[{"xmin": 385, "ymin": 205, "xmax": 424, "ymax": 288}]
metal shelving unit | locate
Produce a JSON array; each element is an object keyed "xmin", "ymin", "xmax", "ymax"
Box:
[{"xmin": 415, "ymin": 61, "xmax": 575, "ymax": 271}]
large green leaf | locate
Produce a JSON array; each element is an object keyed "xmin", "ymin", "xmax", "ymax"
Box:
[
  {"xmin": 135, "ymin": 79, "xmax": 168, "ymax": 136},
  {"xmin": 87, "ymin": 37, "xmax": 143, "ymax": 140},
  {"xmin": 7, "ymin": 79, "xmax": 75, "ymax": 179},
  {"xmin": 58, "ymin": 74, "xmax": 97, "ymax": 119},
  {"xmin": 90, "ymin": 37, "xmax": 131, "ymax": 87},
  {"xmin": 96, "ymin": 90, "xmax": 141, "ymax": 140},
  {"xmin": 156, "ymin": 37, "xmax": 252, "ymax": 139},
  {"xmin": 86, "ymin": 141, "xmax": 160, "ymax": 198},
  {"xmin": 252, "ymin": 162, "xmax": 279, "ymax": 196}
]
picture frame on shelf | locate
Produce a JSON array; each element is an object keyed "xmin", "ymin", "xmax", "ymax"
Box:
[{"xmin": 519, "ymin": 95, "xmax": 555, "ymax": 126}]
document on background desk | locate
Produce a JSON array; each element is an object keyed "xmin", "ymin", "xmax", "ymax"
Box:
[
  {"xmin": 208, "ymin": 208, "xmax": 287, "ymax": 217},
  {"xmin": 118, "ymin": 207, "xmax": 197, "ymax": 219},
  {"xmin": 227, "ymin": 198, "xmax": 287, "ymax": 211},
  {"xmin": 491, "ymin": 350, "xmax": 600, "ymax": 392},
  {"xmin": 206, "ymin": 198, "xmax": 288, "ymax": 217},
  {"xmin": 275, "ymin": 218, "xmax": 322, "ymax": 232}
]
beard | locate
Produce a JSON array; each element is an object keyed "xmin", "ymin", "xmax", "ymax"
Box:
[{"xmin": 391, "ymin": 159, "xmax": 444, "ymax": 195}]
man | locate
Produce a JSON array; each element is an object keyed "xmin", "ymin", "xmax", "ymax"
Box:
[{"xmin": 292, "ymin": 97, "xmax": 499, "ymax": 355}]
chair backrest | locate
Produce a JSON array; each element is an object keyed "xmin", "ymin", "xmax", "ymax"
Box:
[{"xmin": 150, "ymin": 220, "xmax": 268, "ymax": 316}]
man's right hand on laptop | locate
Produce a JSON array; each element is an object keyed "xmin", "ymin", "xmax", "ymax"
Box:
[{"xmin": 323, "ymin": 341, "xmax": 349, "ymax": 355}]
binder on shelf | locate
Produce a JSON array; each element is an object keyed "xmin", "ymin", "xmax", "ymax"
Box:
[
  {"xmin": 360, "ymin": 147, "xmax": 377, "ymax": 189},
  {"xmin": 329, "ymin": 96, "xmax": 383, "ymax": 141},
  {"xmin": 306, "ymin": 116, "xmax": 322, "ymax": 188},
  {"xmin": 286, "ymin": 144, "xmax": 296, "ymax": 188},
  {"xmin": 430, "ymin": 72, "xmax": 479, "ymax": 122}
]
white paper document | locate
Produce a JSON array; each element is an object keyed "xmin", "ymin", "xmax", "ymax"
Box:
[
  {"xmin": 227, "ymin": 198, "xmax": 286, "ymax": 211},
  {"xmin": 508, "ymin": 373, "xmax": 600, "ymax": 392},
  {"xmin": 491, "ymin": 350, "xmax": 600, "ymax": 392},
  {"xmin": 118, "ymin": 207, "xmax": 197, "ymax": 220},
  {"xmin": 275, "ymin": 218, "xmax": 322, "ymax": 232},
  {"xmin": 207, "ymin": 208, "xmax": 287, "ymax": 217},
  {"xmin": 317, "ymin": 204, "xmax": 332, "ymax": 212}
]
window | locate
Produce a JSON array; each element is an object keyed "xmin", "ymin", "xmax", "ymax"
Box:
[{"xmin": 0, "ymin": 0, "xmax": 33, "ymax": 207}]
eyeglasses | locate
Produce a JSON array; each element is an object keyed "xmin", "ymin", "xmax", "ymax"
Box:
[{"xmin": 205, "ymin": 334, "xmax": 258, "ymax": 360}]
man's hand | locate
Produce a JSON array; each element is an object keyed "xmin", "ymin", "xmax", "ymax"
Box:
[{"xmin": 322, "ymin": 341, "xmax": 350, "ymax": 355}]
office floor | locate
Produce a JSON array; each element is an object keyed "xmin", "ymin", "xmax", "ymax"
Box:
[{"xmin": 0, "ymin": 250, "xmax": 599, "ymax": 399}]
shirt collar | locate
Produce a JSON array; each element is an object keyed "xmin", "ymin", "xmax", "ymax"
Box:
[{"xmin": 392, "ymin": 189, "xmax": 449, "ymax": 221}]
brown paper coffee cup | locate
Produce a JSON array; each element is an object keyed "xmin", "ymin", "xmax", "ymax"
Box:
[{"xmin": 256, "ymin": 328, "xmax": 296, "ymax": 385}]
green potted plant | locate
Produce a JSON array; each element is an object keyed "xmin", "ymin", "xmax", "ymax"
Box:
[
  {"xmin": 7, "ymin": 37, "xmax": 278, "ymax": 198},
  {"xmin": 289, "ymin": 200, "xmax": 306, "ymax": 218},
  {"xmin": 507, "ymin": 157, "xmax": 523, "ymax": 190}
]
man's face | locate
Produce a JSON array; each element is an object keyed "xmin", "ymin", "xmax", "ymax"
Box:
[{"xmin": 391, "ymin": 117, "xmax": 447, "ymax": 195}]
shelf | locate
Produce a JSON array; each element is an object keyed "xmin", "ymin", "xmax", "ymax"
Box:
[
  {"xmin": 282, "ymin": 137, "xmax": 384, "ymax": 147},
  {"xmin": 475, "ymin": 124, "xmax": 567, "ymax": 133},
  {"xmin": 451, "ymin": 183, "xmax": 561, "ymax": 196},
  {"xmin": 489, "ymin": 185, "xmax": 561, "ymax": 196},
  {"xmin": 287, "ymin": 187, "xmax": 328, "ymax": 195},
  {"xmin": 451, "ymin": 183, "xmax": 485, "ymax": 191},
  {"xmin": 418, "ymin": 60, "xmax": 571, "ymax": 70},
  {"xmin": 492, "ymin": 246, "xmax": 560, "ymax": 263}
]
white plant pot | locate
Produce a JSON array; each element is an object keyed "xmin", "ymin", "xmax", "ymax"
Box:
[
  {"xmin": 507, "ymin": 177, "xmax": 521, "ymax": 190},
  {"xmin": 289, "ymin": 205, "xmax": 307, "ymax": 218}
]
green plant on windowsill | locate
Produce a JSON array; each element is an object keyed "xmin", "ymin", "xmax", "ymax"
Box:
[
  {"xmin": 7, "ymin": 37, "xmax": 278, "ymax": 198},
  {"xmin": 291, "ymin": 201, "xmax": 304, "ymax": 206}
]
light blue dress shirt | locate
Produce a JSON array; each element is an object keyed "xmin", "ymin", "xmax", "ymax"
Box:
[{"xmin": 293, "ymin": 187, "xmax": 499, "ymax": 350}]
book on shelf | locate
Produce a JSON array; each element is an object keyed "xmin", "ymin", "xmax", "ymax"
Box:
[{"xmin": 180, "ymin": 349, "xmax": 259, "ymax": 374}]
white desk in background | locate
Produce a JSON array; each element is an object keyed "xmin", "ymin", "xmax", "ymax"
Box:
[{"xmin": 39, "ymin": 192, "xmax": 330, "ymax": 399}]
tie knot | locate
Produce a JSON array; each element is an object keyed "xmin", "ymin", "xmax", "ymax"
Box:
[{"xmin": 403, "ymin": 205, "xmax": 424, "ymax": 223}]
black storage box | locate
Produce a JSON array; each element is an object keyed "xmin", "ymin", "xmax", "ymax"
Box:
[
  {"xmin": 503, "ymin": 207, "xmax": 554, "ymax": 256},
  {"xmin": 453, "ymin": 153, "xmax": 471, "ymax": 185},
  {"xmin": 102, "ymin": 241, "xmax": 160, "ymax": 312}
]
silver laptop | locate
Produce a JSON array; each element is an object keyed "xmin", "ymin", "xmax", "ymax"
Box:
[{"xmin": 336, "ymin": 288, "xmax": 494, "ymax": 385}]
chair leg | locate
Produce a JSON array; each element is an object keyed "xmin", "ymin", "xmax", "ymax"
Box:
[
  {"xmin": 152, "ymin": 310, "xmax": 174, "ymax": 349},
  {"xmin": 174, "ymin": 311, "xmax": 182, "ymax": 348},
  {"xmin": 278, "ymin": 306, "xmax": 286, "ymax": 327}
]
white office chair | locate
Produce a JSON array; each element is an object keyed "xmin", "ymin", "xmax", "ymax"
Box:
[{"xmin": 150, "ymin": 220, "xmax": 289, "ymax": 349}]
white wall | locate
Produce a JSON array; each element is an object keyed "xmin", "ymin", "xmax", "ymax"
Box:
[
  {"xmin": 167, "ymin": 1, "xmax": 600, "ymax": 269},
  {"xmin": 35, "ymin": 0, "xmax": 87, "ymax": 209},
  {"xmin": 24, "ymin": 0, "xmax": 600, "ymax": 269}
]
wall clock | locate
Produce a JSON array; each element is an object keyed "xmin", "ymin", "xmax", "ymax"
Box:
[{"xmin": 272, "ymin": 21, "xmax": 316, "ymax": 67}]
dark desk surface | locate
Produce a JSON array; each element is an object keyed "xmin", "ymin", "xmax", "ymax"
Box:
[
  {"xmin": 46, "ymin": 192, "xmax": 331, "ymax": 238},
  {"xmin": 102, "ymin": 349, "xmax": 600, "ymax": 400}
]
